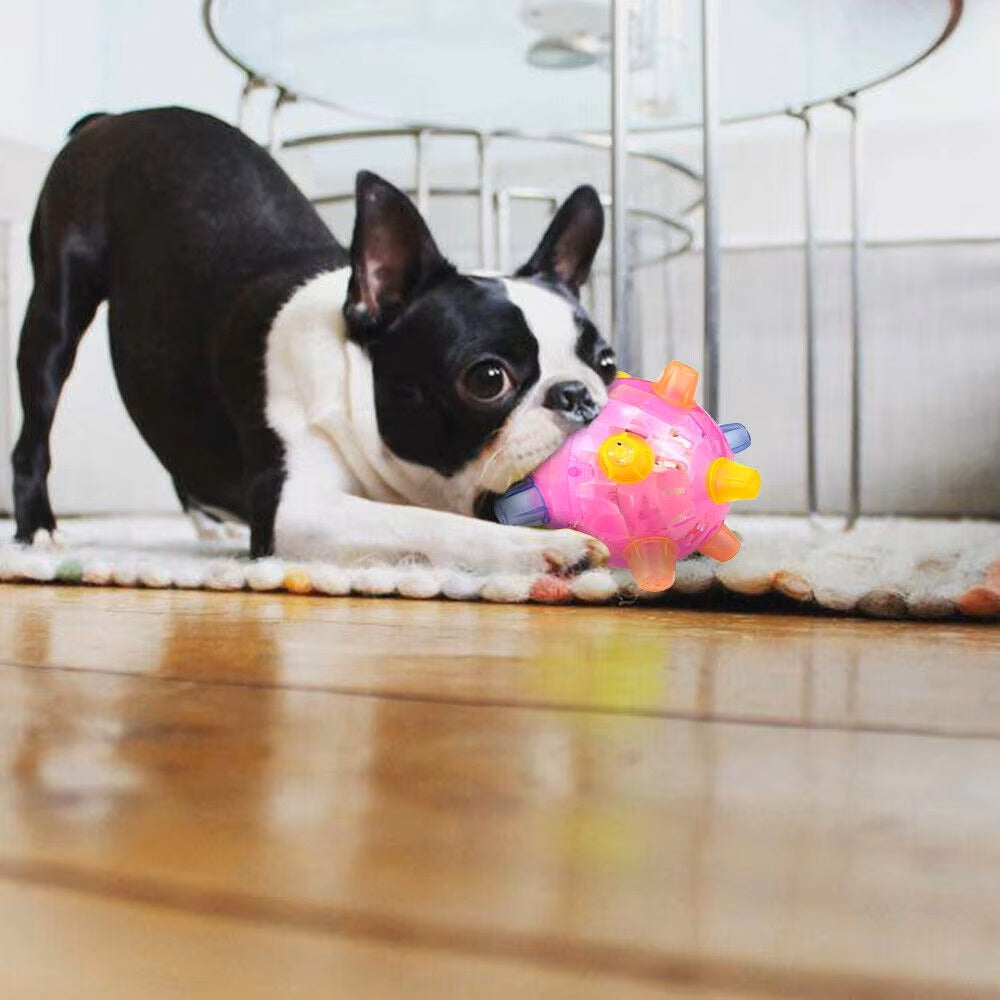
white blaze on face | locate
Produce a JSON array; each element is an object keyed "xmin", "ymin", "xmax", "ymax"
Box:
[{"xmin": 468, "ymin": 278, "xmax": 609, "ymax": 496}]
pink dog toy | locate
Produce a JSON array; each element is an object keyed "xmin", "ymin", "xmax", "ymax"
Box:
[{"xmin": 494, "ymin": 361, "xmax": 761, "ymax": 592}]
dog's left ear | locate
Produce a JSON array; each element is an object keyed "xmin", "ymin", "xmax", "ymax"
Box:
[
  {"xmin": 346, "ymin": 170, "xmax": 454, "ymax": 332},
  {"xmin": 515, "ymin": 185, "xmax": 604, "ymax": 297}
]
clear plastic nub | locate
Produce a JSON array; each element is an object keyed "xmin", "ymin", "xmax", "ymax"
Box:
[
  {"xmin": 720, "ymin": 422, "xmax": 751, "ymax": 454},
  {"xmin": 493, "ymin": 478, "xmax": 550, "ymax": 527}
]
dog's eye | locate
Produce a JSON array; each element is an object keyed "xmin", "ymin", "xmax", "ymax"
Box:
[
  {"xmin": 459, "ymin": 359, "xmax": 514, "ymax": 404},
  {"xmin": 596, "ymin": 348, "xmax": 617, "ymax": 382}
]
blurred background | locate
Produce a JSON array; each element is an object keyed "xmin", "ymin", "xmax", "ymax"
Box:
[{"xmin": 1, "ymin": 0, "xmax": 997, "ymax": 519}]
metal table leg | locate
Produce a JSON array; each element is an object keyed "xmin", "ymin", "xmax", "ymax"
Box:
[
  {"xmin": 789, "ymin": 107, "xmax": 819, "ymax": 519},
  {"xmin": 495, "ymin": 188, "xmax": 511, "ymax": 276},
  {"xmin": 836, "ymin": 95, "xmax": 864, "ymax": 529},
  {"xmin": 701, "ymin": 0, "xmax": 721, "ymax": 418},
  {"xmin": 237, "ymin": 72, "xmax": 262, "ymax": 131},
  {"xmin": 268, "ymin": 88, "xmax": 294, "ymax": 155},
  {"xmin": 611, "ymin": 0, "xmax": 631, "ymax": 368},
  {"xmin": 415, "ymin": 129, "xmax": 431, "ymax": 216},
  {"xmin": 477, "ymin": 133, "xmax": 495, "ymax": 271}
]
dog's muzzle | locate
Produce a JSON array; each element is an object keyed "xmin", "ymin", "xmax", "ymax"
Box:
[{"xmin": 542, "ymin": 380, "xmax": 601, "ymax": 424}]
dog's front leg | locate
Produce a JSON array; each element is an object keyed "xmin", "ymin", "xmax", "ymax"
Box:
[{"xmin": 274, "ymin": 492, "xmax": 608, "ymax": 576}]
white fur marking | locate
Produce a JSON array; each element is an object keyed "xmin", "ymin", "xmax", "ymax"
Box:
[
  {"xmin": 477, "ymin": 278, "xmax": 609, "ymax": 493},
  {"xmin": 264, "ymin": 269, "xmax": 608, "ymax": 572}
]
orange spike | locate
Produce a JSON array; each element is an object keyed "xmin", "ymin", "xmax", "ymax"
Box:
[
  {"xmin": 624, "ymin": 537, "xmax": 677, "ymax": 592},
  {"xmin": 651, "ymin": 360, "xmax": 698, "ymax": 409},
  {"xmin": 698, "ymin": 524, "xmax": 741, "ymax": 562}
]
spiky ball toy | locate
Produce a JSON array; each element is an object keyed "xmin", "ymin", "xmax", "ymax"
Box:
[{"xmin": 494, "ymin": 361, "xmax": 761, "ymax": 592}]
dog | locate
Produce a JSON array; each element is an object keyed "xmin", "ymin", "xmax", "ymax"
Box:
[{"xmin": 12, "ymin": 107, "xmax": 618, "ymax": 575}]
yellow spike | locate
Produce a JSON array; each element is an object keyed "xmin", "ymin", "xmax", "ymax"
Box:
[
  {"xmin": 615, "ymin": 370, "xmax": 632, "ymax": 379},
  {"xmin": 707, "ymin": 458, "xmax": 761, "ymax": 505},
  {"xmin": 651, "ymin": 360, "xmax": 698, "ymax": 409},
  {"xmin": 597, "ymin": 431, "xmax": 655, "ymax": 484}
]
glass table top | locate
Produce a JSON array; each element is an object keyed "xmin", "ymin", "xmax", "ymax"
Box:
[{"xmin": 205, "ymin": 0, "xmax": 961, "ymax": 133}]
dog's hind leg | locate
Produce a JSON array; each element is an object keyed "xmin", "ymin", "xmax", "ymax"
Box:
[
  {"xmin": 173, "ymin": 480, "xmax": 218, "ymax": 540},
  {"xmin": 173, "ymin": 477, "xmax": 248, "ymax": 544},
  {"xmin": 11, "ymin": 228, "xmax": 104, "ymax": 543}
]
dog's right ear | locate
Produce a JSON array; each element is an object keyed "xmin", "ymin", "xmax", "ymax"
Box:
[
  {"xmin": 514, "ymin": 185, "xmax": 603, "ymax": 297},
  {"xmin": 345, "ymin": 171, "xmax": 454, "ymax": 334}
]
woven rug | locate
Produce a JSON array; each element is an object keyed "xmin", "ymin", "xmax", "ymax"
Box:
[{"xmin": 1, "ymin": 514, "xmax": 998, "ymax": 620}]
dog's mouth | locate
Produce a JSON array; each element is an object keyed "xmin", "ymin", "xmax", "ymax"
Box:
[
  {"xmin": 472, "ymin": 402, "xmax": 600, "ymax": 521},
  {"xmin": 473, "ymin": 491, "xmax": 501, "ymax": 522}
]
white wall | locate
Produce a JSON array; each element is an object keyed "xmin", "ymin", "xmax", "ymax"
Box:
[
  {"xmin": 0, "ymin": 0, "xmax": 247, "ymax": 515},
  {"xmin": 0, "ymin": 0, "xmax": 241, "ymax": 149},
  {"xmin": 634, "ymin": 0, "xmax": 1000, "ymax": 515},
  {"xmin": 0, "ymin": 0, "xmax": 370, "ymax": 516}
]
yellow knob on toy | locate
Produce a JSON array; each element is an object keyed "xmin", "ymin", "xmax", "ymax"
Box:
[
  {"xmin": 706, "ymin": 457, "xmax": 761, "ymax": 505},
  {"xmin": 597, "ymin": 431, "xmax": 655, "ymax": 484}
]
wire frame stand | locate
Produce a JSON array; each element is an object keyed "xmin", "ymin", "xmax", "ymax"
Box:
[
  {"xmin": 785, "ymin": 99, "xmax": 865, "ymax": 527},
  {"xmin": 206, "ymin": 0, "xmax": 963, "ymax": 525},
  {"xmin": 694, "ymin": 0, "xmax": 866, "ymax": 528},
  {"xmin": 835, "ymin": 96, "xmax": 865, "ymax": 529},
  {"xmin": 278, "ymin": 121, "xmax": 703, "ymax": 307},
  {"xmin": 229, "ymin": 0, "xmax": 876, "ymax": 527}
]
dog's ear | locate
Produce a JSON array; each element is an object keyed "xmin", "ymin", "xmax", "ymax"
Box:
[
  {"xmin": 346, "ymin": 171, "xmax": 454, "ymax": 332},
  {"xmin": 515, "ymin": 185, "xmax": 604, "ymax": 297}
]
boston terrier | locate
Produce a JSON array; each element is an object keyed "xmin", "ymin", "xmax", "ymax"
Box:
[{"xmin": 12, "ymin": 107, "xmax": 617, "ymax": 575}]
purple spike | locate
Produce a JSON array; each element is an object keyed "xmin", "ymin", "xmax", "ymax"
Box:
[{"xmin": 721, "ymin": 422, "xmax": 751, "ymax": 454}]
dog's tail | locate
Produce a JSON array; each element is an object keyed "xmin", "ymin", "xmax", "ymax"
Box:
[{"xmin": 67, "ymin": 111, "xmax": 110, "ymax": 139}]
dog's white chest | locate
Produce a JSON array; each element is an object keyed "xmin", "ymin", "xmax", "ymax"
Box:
[{"xmin": 264, "ymin": 268, "xmax": 398, "ymax": 501}]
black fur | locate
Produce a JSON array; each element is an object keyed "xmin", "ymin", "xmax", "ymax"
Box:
[
  {"xmin": 67, "ymin": 112, "xmax": 110, "ymax": 138},
  {"xmin": 346, "ymin": 172, "xmax": 613, "ymax": 472},
  {"xmin": 515, "ymin": 184, "xmax": 604, "ymax": 295},
  {"xmin": 12, "ymin": 108, "xmax": 612, "ymax": 555},
  {"xmin": 369, "ymin": 273, "xmax": 543, "ymax": 474},
  {"xmin": 12, "ymin": 107, "xmax": 342, "ymax": 554},
  {"xmin": 512, "ymin": 185, "xmax": 615, "ymax": 384}
]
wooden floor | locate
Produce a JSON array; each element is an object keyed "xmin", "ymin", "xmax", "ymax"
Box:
[{"xmin": 0, "ymin": 584, "xmax": 997, "ymax": 999}]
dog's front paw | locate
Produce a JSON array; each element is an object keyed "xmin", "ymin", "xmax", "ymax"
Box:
[
  {"xmin": 507, "ymin": 528, "xmax": 608, "ymax": 576},
  {"xmin": 543, "ymin": 529, "xmax": 610, "ymax": 575}
]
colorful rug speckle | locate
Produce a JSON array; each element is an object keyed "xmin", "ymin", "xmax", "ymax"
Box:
[{"xmin": 1, "ymin": 514, "xmax": 998, "ymax": 620}]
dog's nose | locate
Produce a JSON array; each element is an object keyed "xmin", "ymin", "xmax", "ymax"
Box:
[{"xmin": 543, "ymin": 380, "xmax": 599, "ymax": 422}]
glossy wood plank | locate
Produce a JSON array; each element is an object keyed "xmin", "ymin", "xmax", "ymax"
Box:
[
  {"xmin": 0, "ymin": 879, "xmax": 689, "ymax": 1000},
  {"xmin": 0, "ymin": 644, "xmax": 998, "ymax": 996},
  {"xmin": 0, "ymin": 585, "xmax": 997, "ymax": 737}
]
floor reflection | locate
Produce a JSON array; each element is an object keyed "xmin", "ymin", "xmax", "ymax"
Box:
[{"xmin": 4, "ymin": 599, "xmax": 282, "ymax": 857}]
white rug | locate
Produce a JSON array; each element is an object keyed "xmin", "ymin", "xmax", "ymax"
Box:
[{"xmin": 1, "ymin": 514, "xmax": 998, "ymax": 620}]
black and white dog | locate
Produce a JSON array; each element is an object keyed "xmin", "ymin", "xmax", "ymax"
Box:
[{"xmin": 12, "ymin": 107, "xmax": 617, "ymax": 574}]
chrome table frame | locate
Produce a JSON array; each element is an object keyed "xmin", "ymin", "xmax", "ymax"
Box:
[
  {"xmin": 690, "ymin": 0, "xmax": 961, "ymax": 523},
  {"xmin": 203, "ymin": 0, "xmax": 963, "ymax": 524}
]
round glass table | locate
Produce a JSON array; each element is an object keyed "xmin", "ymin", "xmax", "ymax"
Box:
[
  {"xmin": 205, "ymin": 0, "xmax": 960, "ymax": 132},
  {"xmin": 203, "ymin": 0, "xmax": 963, "ymax": 523}
]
